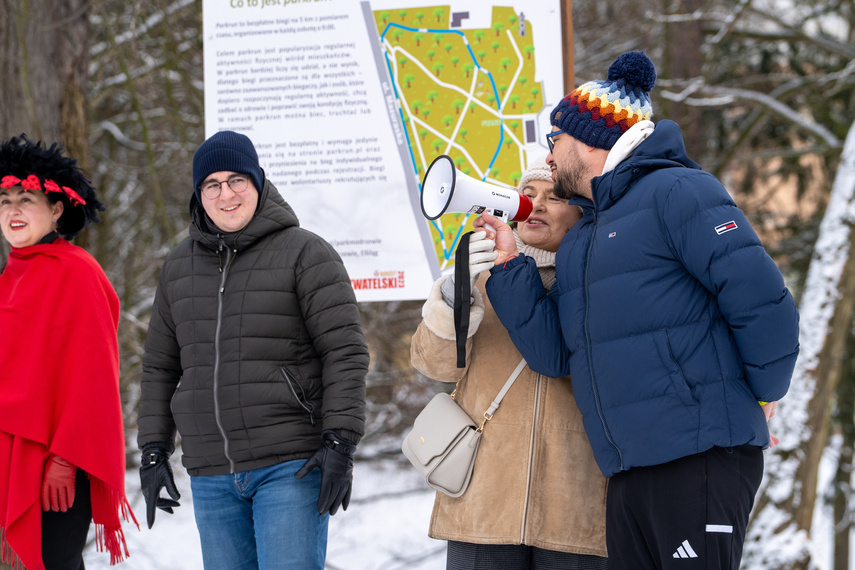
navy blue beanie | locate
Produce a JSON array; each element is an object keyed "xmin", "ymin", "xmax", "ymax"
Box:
[
  {"xmin": 550, "ymin": 51, "xmax": 656, "ymax": 150},
  {"xmin": 192, "ymin": 130, "xmax": 265, "ymax": 201}
]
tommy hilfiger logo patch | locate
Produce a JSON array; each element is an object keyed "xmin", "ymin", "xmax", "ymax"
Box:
[
  {"xmin": 672, "ymin": 539, "xmax": 698, "ymax": 559},
  {"xmin": 715, "ymin": 221, "xmax": 738, "ymax": 235},
  {"xmin": 608, "ymin": 232, "xmax": 617, "ymax": 238}
]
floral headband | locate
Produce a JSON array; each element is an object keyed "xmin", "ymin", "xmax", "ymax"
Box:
[{"xmin": 0, "ymin": 174, "xmax": 87, "ymax": 206}]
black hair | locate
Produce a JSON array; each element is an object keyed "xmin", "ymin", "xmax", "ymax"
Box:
[{"xmin": 0, "ymin": 134, "xmax": 104, "ymax": 238}]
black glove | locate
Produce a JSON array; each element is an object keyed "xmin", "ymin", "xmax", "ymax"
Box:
[
  {"xmin": 294, "ymin": 430, "xmax": 356, "ymax": 516},
  {"xmin": 139, "ymin": 443, "xmax": 181, "ymax": 529}
]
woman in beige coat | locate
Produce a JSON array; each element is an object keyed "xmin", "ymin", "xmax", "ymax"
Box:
[{"xmin": 410, "ymin": 158, "xmax": 608, "ymax": 569}]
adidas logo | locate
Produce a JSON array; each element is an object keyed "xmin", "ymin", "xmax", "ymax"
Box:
[
  {"xmin": 671, "ymin": 526, "xmax": 733, "ymax": 559},
  {"xmin": 672, "ymin": 539, "xmax": 698, "ymax": 559}
]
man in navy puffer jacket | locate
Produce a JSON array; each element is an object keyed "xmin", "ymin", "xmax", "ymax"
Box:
[{"xmin": 480, "ymin": 51, "xmax": 799, "ymax": 569}]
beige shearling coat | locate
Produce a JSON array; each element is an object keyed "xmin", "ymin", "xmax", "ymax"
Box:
[{"xmin": 410, "ymin": 274, "xmax": 608, "ymax": 557}]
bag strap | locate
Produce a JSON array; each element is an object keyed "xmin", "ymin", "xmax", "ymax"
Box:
[
  {"xmin": 477, "ymin": 358, "xmax": 527, "ymax": 431},
  {"xmin": 453, "ymin": 232, "xmax": 473, "ymax": 368}
]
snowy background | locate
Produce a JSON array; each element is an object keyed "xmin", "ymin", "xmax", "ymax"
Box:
[{"xmin": 78, "ymin": 435, "xmax": 852, "ymax": 569}]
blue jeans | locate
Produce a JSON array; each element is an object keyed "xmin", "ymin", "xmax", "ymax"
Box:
[{"xmin": 190, "ymin": 459, "xmax": 329, "ymax": 570}]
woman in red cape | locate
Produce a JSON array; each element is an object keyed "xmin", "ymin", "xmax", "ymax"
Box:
[{"xmin": 0, "ymin": 135, "xmax": 136, "ymax": 569}]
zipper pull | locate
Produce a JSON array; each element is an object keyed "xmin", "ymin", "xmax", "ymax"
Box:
[{"xmin": 217, "ymin": 235, "xmax": 225, "ymax": 273}]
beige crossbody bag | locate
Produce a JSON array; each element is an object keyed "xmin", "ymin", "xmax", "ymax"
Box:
[{"xmin": 401, "ymin": 359, "xmax": 527, "ymax": 497}]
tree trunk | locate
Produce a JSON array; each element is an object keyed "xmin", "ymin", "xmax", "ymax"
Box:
[
  {"xmin": 0, "ymin": 0, "xmax": 90, "ymax": 562},
  {"xmin": 744, "ymin": 119, "xmax": 855, "ymax": 568},
  {"xmin": 0, "ymin": 0, "xmax": 91, "ymax": 253},
  {"xmin": 0, "ymin": 0, "xmax": 90, "ymax": 152},
  {"xmin": 833, "ymin": 355, "xmax": 854, "ymax": 570},
  {"xmin": 659, "ymin": 0, "xmax": 706, "ymax": 162}
]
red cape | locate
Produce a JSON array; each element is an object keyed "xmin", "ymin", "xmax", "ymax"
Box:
[{"xmin": 0, "ymin": 239, "xmax": 136, "ymax": 569}]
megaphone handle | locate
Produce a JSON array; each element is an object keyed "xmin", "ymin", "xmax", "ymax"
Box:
[{"xmin": 484, "ymin": 210, "xmax": 510, "ymax": 235}]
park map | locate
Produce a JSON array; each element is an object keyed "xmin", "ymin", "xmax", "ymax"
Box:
[{"xmin": 373, "ymin": 5, "xmax": 546, "ymax": 268}]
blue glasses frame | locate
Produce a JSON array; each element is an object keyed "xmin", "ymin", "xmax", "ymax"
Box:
[{"xmin": 546, "ymin": 130, "xmax": 563, "ymax": 153}]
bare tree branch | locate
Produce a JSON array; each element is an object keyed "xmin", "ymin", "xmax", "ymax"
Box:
[
  {"xmin": 660, "ymin": 82, "xmax": 842, "ymax": 147},
  {"xmin": 90, "ymin": 0, "xmax": 196, "ymax": 57}
]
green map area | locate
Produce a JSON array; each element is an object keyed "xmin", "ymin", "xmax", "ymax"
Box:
[{"xmin": 373, "ymin": 5, "xmax": 546, "ymax": 268}]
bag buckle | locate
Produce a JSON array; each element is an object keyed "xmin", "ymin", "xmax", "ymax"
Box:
[{"xmin": 477, "ymin": 412, "xmax": 493, "ymax": 432}]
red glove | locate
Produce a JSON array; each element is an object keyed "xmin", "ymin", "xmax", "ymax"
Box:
[{"xmin": 42, "ymin": 455, "xmax": 77, "ymax": 512}]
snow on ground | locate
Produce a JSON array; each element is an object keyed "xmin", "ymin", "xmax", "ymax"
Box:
[
  {"xmin": 83, "ymin": 456, "xmax": 445, "ymax": 569},
  {"xmin": 78, "ymin": 446, "xmax": 855, "ymax": 569}
]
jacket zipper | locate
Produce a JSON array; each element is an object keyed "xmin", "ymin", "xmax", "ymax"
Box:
[
  {"xmin": 280, "ymin": 367, "xmax": 315, "ymax": 426},
  {"xmin": 520, "ymin": 372, "xmax": 541, "ymax": 543},
  {"xmin": 584, "ymin": 213, "xmax": 623, "ymax": 471},
  {"xmin": 214, "ymin": 237, "xmax": 236, "ymax": 473}
]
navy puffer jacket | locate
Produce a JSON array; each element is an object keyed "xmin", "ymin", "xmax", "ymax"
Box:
[{"xmin": 487, "ymin": 120, "xmax": 799, "ymax": 478}]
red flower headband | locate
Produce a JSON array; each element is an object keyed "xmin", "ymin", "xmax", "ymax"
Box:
[{"xmin": 0, "ymin": 174, "xmax": 87, "ymax": 206}]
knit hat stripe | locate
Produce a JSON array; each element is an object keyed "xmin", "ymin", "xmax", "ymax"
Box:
[
  {"xmin": 613, "ymin": 87, "xmax": 652, "ymax": 116},
  {"xmin": 575, "ymin": 91, "xmax": 645, "ymax": 130},
  {"xmin": 587, "ymin": 87, "xmax": 650, "ymax": 123}
]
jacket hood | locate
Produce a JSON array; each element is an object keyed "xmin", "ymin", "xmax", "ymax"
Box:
[
  {"xmin": 593, "ymin": 119, "xmax": 701, "ymax": 211},
  {"xmin": 189, "ymin": 178, "xmax": 299, "ymax": 251}
]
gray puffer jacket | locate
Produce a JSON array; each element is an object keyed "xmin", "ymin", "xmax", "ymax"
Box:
[{"xmin": 138, "ymin": 179, "xmax": 369, "ymax": 476}]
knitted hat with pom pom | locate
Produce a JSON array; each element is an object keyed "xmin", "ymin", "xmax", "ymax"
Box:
[{"xmin": 550, "ymin": 51, "xmax": 656, "ymax": 151}]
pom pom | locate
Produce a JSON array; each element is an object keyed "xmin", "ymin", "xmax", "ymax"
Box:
[{"xmin": 607, "ymin": 51, "xmax": 657, "ymax": 92}]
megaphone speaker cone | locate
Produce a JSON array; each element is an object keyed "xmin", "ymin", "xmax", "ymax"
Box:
[
  {"xmin": 420, "ymin": 154, "xmax": 534, "ymax": 223},
  {"xmin": 421, "ymin": 155, "xmax": 456, "ymax": 220}
]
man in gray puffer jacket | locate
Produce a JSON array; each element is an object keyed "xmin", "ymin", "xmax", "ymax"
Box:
[{"xmin": 137, "ymin": 130, "xmax": 369, "ymax": 569}]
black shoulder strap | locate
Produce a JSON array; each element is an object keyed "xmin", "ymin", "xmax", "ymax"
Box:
[{"xmin": 453, "ymin": 232, "xmax": 472, "ymax": 368}]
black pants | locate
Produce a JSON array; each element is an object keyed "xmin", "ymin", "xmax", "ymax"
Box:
[
  {"xmin": 606, "ymin": 445, "xmax": 763, "ymax": 570},
  {"xmin": 41, "ymin": 468, "xmax": 91, "ymax": 570},
  {"xmin": 447, "ymin": 541, "xmax": 608, "ymax": 570}
]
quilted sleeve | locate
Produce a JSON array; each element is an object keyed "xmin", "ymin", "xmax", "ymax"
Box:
[
  {"xmin": 486, "ymin": 254, "xmax": 572, "ymax": 379},
  {"xmin": 660, "ymin": 171, "xmax": 799, "ymax": 402},
  {"xmin": 295, "ymin": 234, "xmax": 369, "ymax": 441},
  {"xmin": 138, "ymin": 273, "xmax": 181, "ymax": 449}
]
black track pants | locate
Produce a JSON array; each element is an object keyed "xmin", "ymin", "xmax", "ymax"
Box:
[{"xmin": 606, "ymin": 445, "xmax": 763, "ymax": 570}]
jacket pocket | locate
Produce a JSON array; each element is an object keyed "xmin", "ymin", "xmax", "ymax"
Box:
[
  {"xmin": 169, "ymin": 381, "xmax": 180, "ymax": 416},
  {"xmin": 280, "ymin": 366, "xmax": 315, "ymax": 426},
  {"xmin": 655, "ymin": 331, "xmax": 698, "ymax": 408}
]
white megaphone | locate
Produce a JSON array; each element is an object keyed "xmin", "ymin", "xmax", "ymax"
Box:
[{"xmin": 421, "ymin": 155, "xmax": 532, "ymax": 228}]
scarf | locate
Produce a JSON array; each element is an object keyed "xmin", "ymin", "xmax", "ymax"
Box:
[
  {"xmin": 0, "ymin": 239, "xmax": 136, "ymax": 569},
  {"xmin": 601, "ymin": 119, "xmax": 655, "ymax": 175},
  {"xmin": 513, "ymin": 229, "xmax": 558, "ymax": 291}
]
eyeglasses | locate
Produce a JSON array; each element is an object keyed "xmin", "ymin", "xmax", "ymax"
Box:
[
  {"xmin": 546, "ymin": 130, "xmax": 563, "ymax": 153},
  {"xmin": 200, "ymin": 175, "xmax": 249, "ymax": 199}
]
